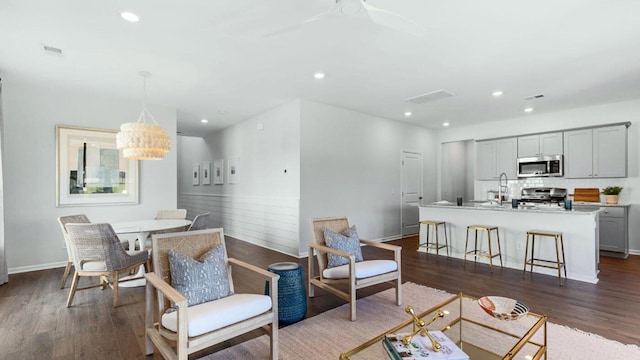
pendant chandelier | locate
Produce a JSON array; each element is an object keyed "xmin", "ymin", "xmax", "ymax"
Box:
[{"xmin": 116, "ymin": 71, "xmax": 171, "ymax": 160}]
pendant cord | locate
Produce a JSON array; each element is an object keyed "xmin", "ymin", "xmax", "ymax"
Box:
[{"xmin": 137, "ymin": 73, "xmax": 156, "ymax": 124}]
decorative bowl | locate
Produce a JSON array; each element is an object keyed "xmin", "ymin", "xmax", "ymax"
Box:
[{"xmin": 478, "ymin": 296, "xmax": 530, "ymax": 321}]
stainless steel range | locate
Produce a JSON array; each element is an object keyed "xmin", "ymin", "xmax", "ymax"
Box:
[{"xmin": 520, "ymin": 187, "xmax": 567, "ymax": 205}]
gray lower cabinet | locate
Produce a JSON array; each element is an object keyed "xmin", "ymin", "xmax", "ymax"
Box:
[{"xmin": 599, "ymin": 206, "xmax": 628, "ymax": 256}]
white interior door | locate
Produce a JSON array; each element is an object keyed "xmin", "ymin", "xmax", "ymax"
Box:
[{"xmin": 401, "ymin": 151, "xmax": 423, "ymax": 236}]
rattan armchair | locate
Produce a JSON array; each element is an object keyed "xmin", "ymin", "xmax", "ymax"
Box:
[
  {"xmin": 144, "ymin": 228, "xmax": 279, "ymax": 360},
  {"xmin": 64, "ymin": 223, "xmax": 150, "ymax": 307},
  {"xmin": 57, "ymin": 214, "xmax": 91, "ymax": 289},
  {"xmin": 309, "ymin": 217, "xmax": 402, "ymax": 321}
]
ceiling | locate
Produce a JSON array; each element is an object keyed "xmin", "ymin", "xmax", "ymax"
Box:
[{"xmin": 2, "ymin": 0, "xmax": 640, "ymax": 137}]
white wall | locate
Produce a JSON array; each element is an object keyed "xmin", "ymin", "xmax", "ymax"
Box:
[
  {"xmin": 177, "ymin": 100, "xmax": 301, "ymax": 256},
  {"xmin": 299, "ymin": 99, "xmax": 438, "ymax": 255},
  {"xmin": 441, "ymin": 140, "xmax": 474, "ymax": 202},
  {"xmin": 436, "ymin": 99, "xmax": 640, "ymax": 253},
  {"xmin": 177, "ymin": 100, "xmax": 300, "ymax": 198},
  {"xmin": 177, "ymin": 99, "xmax": 439, "ymax": 257},
  {"xmin": 2, "ymin": 76, "xmax": 178, "ymax": 272}
]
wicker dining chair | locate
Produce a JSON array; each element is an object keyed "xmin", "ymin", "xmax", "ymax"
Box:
[
  {"xmin": 187, "ymin": 212, "xmax": 210, "ymax": 231},
  {"xmin": 132, "ymin": 209, "xmax": 189, "ymax": 250},
  {"xmin": 64, "ymin": 223, "xmax": 150, "ymax": 307},
  {"xmin": 154, "ymin": 209, "xmax": 187, "ymax": 220},
  {"xmin": 57, "ymin": 214, "xmax": 91, "ymax": 289}
]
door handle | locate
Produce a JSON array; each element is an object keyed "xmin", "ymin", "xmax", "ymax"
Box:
[{"xmin": 419, "ymin": 196, "xmax": 423, "ymax": 200}]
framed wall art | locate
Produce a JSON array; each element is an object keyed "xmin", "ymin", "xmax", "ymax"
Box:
[
  {"xmin": 56, "ymin": 125, "xmax": 139, "ymax": 206},
  {"xmin": 202, "ymin": 161, "xmax": 211, "ymax": 185},
  {"xmin": 213, "ymin": 159, "xmax": 224, "ymax": 185},
  {"xmin": 192, "ymin": 164, "xmax": 200, "ymax": 185},
  {"xmin": 228, "ymin": 157, "xmax": 239, "ymax": 184}
]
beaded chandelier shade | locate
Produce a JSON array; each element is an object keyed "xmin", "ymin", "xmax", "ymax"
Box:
[{"xmin": 116, "ymin": 72, "xmax": 171, "ymax": 160}]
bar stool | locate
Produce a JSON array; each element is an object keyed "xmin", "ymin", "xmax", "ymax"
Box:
[
  {"xmin": 464, "ymin": 225, "xmax": 503, "ymax": 272},
  {"xmin": 418, "ymin": 221, "xmax": 449, "ymax": 257},
  {"xmin": 522, "ymin": 230, "xmax": 567, "ymax": 286}
]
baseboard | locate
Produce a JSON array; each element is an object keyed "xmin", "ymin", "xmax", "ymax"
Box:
[
  {"xmin": 11, "ymin": 234, "xmax": 406, "ymax": 274},
  {"xmin": 298, "ymin": 234, "xmax": 403, "ymax": 259},
  {"xmin": 9, "ymin": 261, "xmax": 67, "ymax": 275},
  {"xmin": 600, "ymin": 250, "xmax": 629, "ymax": 259},
  {"xmin": 628, "ymin": 250, "xmax": 640, "ymax": 256},
  {"xmin": 226, "ymin": 232, "xmax": 303, "ymax": 259},
  {"xmin": 230, "ymin": 233, "xmax": 404, "ymax": 260}
]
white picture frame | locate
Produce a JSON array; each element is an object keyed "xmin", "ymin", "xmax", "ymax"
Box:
[
  {"xmin": 213, "ymin": 159, "xmax": 224, "ymax": 185},
  {"xmin": 56, "ymin": 125, "xmax": 139, "ymax": 206},
  {"xmin": 202, "ymin": 161, "xmax": 211, "ymax": 185},
  {"xmin": 228, "ymin": 157, "xmax": 239, "ymax": 184},
  {"xmin": 192, "ymin": 164, "xmax": 200, "ymax": 185}
]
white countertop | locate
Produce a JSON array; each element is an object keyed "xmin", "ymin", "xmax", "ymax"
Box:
[
  {"xmin": 420, "ymin": 201, "xmax": 601, "ymax": 214},
  {"xmin": 571, "ymin": 202, "xmax": 630, "ymax": 207}
]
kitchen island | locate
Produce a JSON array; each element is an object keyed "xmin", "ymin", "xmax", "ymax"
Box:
[{"xmin": 419, "ymin": 202, "xmax": 600, "ymax": 283}]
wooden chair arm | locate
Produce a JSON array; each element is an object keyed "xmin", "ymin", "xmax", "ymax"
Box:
[
  {"xmin": 144, "ymin": 272, "xmax": 187, "ymax": 305},
  {"xmin": 359, "ymin": 239, "xmax": 402, "ymax": 263},
  {"xmin": 359, "ymin": 239, "xmax": 401, "ymax": 252},
  {"xmin": 309, "ymin": 243, "xmax": 355, "ymax": 260},
  {"xmin": 227, "ymin": 258, "xmax": 280, "ymax": 316},
  {"xmin": 227, "ymin": 258, "xmax": 281, "ymax": 280}
]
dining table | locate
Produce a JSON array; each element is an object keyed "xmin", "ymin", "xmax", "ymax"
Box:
[{"xmin": 111, "ymin": 219, "xmax": 192, "ymax": 287}]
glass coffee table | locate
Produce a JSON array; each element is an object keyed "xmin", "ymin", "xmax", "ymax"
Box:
[{"xmin": 340, "ymin": 293, "xmax": 547, "ymax": 360}]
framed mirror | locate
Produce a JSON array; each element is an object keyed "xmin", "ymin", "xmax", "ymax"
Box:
[{"xmin": 56, "ymin": 125, "xmax": 139, "ymax": 206}]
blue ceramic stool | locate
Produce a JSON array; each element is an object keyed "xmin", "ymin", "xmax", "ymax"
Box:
[{"xmin": 265, "ymin": 262, "xmax": 307, "ymax": 324}]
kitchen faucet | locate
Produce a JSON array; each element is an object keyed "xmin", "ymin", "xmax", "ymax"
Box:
[{"xmin": 498, "ymin": 172, "xmax": 508, "ymax": 205}]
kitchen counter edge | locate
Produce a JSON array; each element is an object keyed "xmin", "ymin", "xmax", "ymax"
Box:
[{"xmin": 419, "ymin": 203, "xmax": 601, "ymax": 214}]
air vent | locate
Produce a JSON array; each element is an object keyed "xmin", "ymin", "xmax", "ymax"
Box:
[
  {"xmin": 404, "ymin": 89, "xmax": 454, "ymax": 104},
  {"xmin": 42, "ymin": 45, "xmax": 63, "ymax": 56},
  {"xmin": 523, "ymin": 94, "xmax": 544, "ymax": 100}
]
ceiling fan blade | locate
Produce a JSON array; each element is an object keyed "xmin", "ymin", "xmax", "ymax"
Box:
[
  {"xmin": 263, "ymin": 3, "xmax": 342, "ymax": 38},
  {"xmin": 362, "ymin": 1, "xmax": 426, "ymax": 37},
  {"xmin": 263, "ymin": 0, "xmax": 425, "ymax": 38}
]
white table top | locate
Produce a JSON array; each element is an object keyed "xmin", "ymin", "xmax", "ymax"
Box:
[
  {"xmin": 111, "ymin": 219, "xmax": 192, "ymax": 234},
  {"xmin": 111, "ymin": 219, "xmax": 192, "ymax": 288}
]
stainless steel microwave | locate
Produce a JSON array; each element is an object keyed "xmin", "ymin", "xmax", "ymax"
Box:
[{"xmin": 517, "ymin": 155, "xmax": 563, "ymax": 178}]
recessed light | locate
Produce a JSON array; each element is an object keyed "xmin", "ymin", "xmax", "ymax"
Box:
[
  {"xmin": 524, "ymin": 107, "xmax": 534, "ymax": 113},
  {"xmin": 314, "ymin": 72, "xmax": 325, "ymax": 79},
  {"xmin": 492, "ymin": 91, "xmax": 503, "ymax": 97},
  {"xmin": 201, "ymin": 119, "xmax": 209, "ymax": 124},
  {"xmin": 120, "ymin": 11, "xmax": 139, "ymax": 23},
  {"xmin": 442, "ymin": 122, "xmax": 450, "ymax": 127},
  {"xmin": 404, "ymin": 111, "xmax": 412, "ymax": 117}
]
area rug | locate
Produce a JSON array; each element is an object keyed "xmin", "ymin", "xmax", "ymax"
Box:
[{"xmin": 200, "ymin": 282, "xmax": 640, "ymax": 359}]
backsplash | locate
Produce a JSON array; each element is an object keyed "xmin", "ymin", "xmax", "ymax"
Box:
[{"xmin": 475, "ymin": 177, "xmax": 632, "ymax": 203}]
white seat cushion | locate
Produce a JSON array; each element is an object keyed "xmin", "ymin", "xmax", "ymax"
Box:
[
  {"xmin": 322, "ymin": 259, "xmax": 397, "ymax": 279},
  {"xmin": 80, "ymin": 250, "xmax": 146, "ymax": 271},
  {"xmin": 80, "ymin": 260, "xmax": 107, "ymax": 271},
  {"xmin": 161, "ymin": 293, "xmax": 272, "ymax": 337}
]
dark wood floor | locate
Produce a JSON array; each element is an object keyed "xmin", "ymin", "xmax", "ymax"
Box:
[{"xmin": 1, "ymin": 235, "xmax": 639, "ymax": 359}]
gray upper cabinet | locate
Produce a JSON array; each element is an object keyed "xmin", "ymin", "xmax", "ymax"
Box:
[
  {"xmin": 476, "ymin": 138, "xmax": 517, "ymax": 180},
  {"xmin": 564, "ymin": 125, "xmax": 627, "ymax": 178},
  {"xmin": 476, "ymin": 141, "xmax": 496, "ymax": 180},
  {"xmin": 593, "ymin": 126, "xmax": 627, "ymax": 178},
  {"xmin": 564, "ymin": 129, "xmax": 593, "ymax": 178},
  {"xmin": 517, "ymin": 132, "xmax": 563, "ymax": 157}
]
